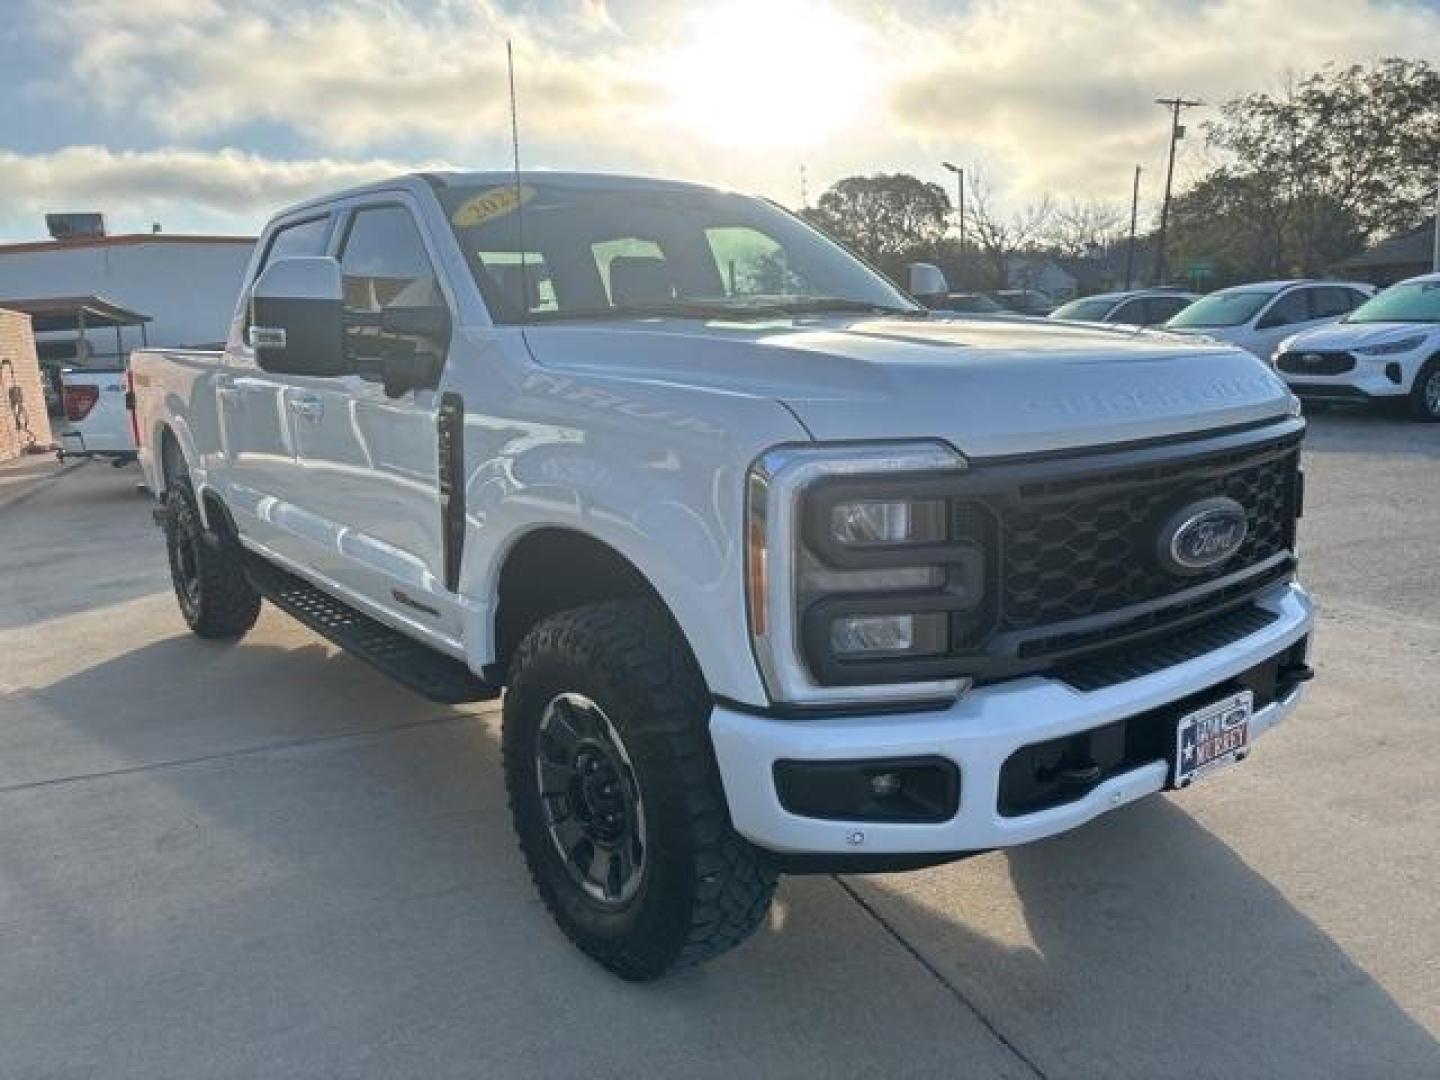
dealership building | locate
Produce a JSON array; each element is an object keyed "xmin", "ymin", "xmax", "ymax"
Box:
[{"xmin": 0, "ymin": 217, "xmax": 255, "ymax": 370}]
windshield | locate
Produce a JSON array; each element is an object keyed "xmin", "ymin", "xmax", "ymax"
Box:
[
  {"xmin": 437, "ymin": 180, "xmax": 920, "ymax": 323},
  {"xmin": 1165, "ymin": 290, "xmax": 1276, "ymax": 328},
  {"xmin": 1345, "ymin": 280, "xmax": 1440, "ymax": 324},
  {"xmin": 1050, "ymin": 297, "xmax": 1117, "ymax": 321}
]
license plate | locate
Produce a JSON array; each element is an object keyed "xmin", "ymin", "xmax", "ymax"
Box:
[{"xmin": 1173, "ymin": 690, "xmax": 1253, "ymax": 788}]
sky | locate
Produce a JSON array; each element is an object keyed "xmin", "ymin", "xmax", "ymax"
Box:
[{"xmin": 2, "ymin": 0, "xmax": 1439, "ymax": 241}]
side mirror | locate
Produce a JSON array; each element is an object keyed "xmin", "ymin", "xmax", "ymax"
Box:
[
  {"xmin": 906, "ymin": 262, "xmax": 949, "ymax": 298},
  {"xmin": 249, "ymin": 256, "xmax": 349, "ymax": 377}
]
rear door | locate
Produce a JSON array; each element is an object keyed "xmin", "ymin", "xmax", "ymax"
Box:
[{"xmin": 286, "ymin": 199, "xmax": 462, "ymax": 644}]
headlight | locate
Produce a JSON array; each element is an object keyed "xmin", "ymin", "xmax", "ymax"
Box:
[
  {"xmin": 1355, "ymin": 334, "xmax": 1426, "ymax": 356},
  {"xmin": 745, "ymin": 443, "xmax": 984, "ymax": 708},
  {"xmin": 829, "ymin": 499, "xmax": 945, "ymax": 546}
]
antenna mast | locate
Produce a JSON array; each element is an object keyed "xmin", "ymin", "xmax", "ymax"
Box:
[{"xmin": 507, "ymin": 40, "xmax": 528, "ymax": 321}]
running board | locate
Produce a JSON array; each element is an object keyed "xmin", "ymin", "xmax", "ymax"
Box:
[{"xmin": 244, "ymin": 554, "xmax": 500, "ymax": 705}]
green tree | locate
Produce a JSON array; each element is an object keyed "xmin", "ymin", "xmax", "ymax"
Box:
[
  {"xmin": 805, "ymin": 174, "xmax": 952, "ymax": 273},
  {"xmin": 1173, "ymin": 59, "xmax": 1440, "ymax": 279}
]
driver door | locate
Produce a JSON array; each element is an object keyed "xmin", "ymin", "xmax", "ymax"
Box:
[{"xmin": 286, "ymin": 201, "xmax": 463, "ymax": 644}]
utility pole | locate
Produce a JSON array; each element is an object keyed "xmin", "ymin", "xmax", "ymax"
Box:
[
  {"xmin": 800, "ymin": 164, "xmax": 809, "ymax": 211},
  {"xmin": 1153, "ymin": 96, "xmax": 1202, "ymax": 285},
  {"xmin": 1124, "ymin": 164, "xmax": 1142, "ymax": 290}
]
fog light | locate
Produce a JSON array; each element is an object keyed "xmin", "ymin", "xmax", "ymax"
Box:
[{"xmin": 773, "ymin": 757, "xmax": 960, "ymax": 822}]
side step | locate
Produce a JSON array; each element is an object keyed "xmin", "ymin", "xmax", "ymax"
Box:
[{"xmin": 244, "ymin": 553, "xmax": 500, "ymax": 705}]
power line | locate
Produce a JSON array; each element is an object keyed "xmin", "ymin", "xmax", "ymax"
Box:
[{"xmin": 1153, "ymin": 96, "xmax": 1203, "ymax": 284}]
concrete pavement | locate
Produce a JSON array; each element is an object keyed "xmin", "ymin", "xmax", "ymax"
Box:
[{"xmin": 1, "ymin": 410, "xmax": 1436, "ymax": 1078}]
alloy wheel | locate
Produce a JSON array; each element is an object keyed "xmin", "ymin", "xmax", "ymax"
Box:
[{"xmin": 534, "ymin": 692, "xmax": 647, "ymax": 906}]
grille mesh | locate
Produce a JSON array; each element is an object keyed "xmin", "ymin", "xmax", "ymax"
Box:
[
  {"xmin": 1276, "ymin": 350, "xmax": 1356, "ymax": 376},
  {"xmin": 996, "ymin": 444, "xmax": 1297, "ymax": 633}
]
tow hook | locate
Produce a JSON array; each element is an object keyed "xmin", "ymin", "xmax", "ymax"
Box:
[
  {"xmin": 1278, "ymin": 662, "xmax": 1316, "ymax": 684},
  {"xmin": 1038, "ymin": 734, "xmax": 1103, "ymax": 792}
]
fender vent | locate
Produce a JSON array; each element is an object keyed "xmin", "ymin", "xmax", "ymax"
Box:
[{"xmin": 438, "ymin": 392, "xmax": 466, "ymax": 592}]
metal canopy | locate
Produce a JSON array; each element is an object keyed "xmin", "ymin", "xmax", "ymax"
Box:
[{"xmin": 0, "ymin": 295, "xmax": 152, "ymax": 334}]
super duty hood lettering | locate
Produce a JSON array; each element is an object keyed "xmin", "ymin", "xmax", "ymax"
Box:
[{"xmin": 522, "ymin": 318, "xmax": 1293, "ymax": 457}]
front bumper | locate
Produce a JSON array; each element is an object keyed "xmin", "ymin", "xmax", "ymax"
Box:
[
  {"xmin": 1279, "ymin": 350, "xmax": 1425, "ymax": 399},
  {"xmin": 710, "ymin": 581, "xmax": 1313, "ymax": 856}
]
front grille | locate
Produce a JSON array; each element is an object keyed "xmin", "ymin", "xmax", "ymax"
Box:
[
  {"xmin": 1276, "ymin": 350, "xmax": 1355, "ymax": 376},
  {"xmin": 997, "ymin": 438, "xmax": 1298, "ymax": 633}
]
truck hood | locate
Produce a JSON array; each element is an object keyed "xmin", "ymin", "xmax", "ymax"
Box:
[
  {"xmin": 521, "ymin": 316, "xmax": 1294, "ymax": 458},
  {"xmin": 1282, "ymin": 320, "xmax": 1438, "ymax": 351}
]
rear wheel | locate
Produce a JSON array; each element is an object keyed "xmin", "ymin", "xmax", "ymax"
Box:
[
  {"xmin": 163, "ymin": 479, "xmax": 261, "ymax": 639},
  {"xmin": 502, "ymin": 599, "xmax": 777, "ymax": 980},
  {"xmin": 1410, "ymin": 359, "xmax": 1440, "ymax": 422}
]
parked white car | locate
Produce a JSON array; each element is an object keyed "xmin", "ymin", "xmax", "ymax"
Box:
[
  {"xmin": 1050, "ymin": 289, "xmax": 1200, "ymax": 327},
  {"xmin": 1163, "ymin": 280, "xmax": 1374, "ymax": 358},
  {"xmin": 1273, "ymin": 272, "xmax": 1440, "ymax": 421}
]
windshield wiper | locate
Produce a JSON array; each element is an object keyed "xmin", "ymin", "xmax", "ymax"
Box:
[{"xmin": 525, "ymin": 297, "xmax": 927, "ymax": 324}]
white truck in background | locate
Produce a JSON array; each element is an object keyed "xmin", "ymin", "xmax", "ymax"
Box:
[
  {"xmin": 130, "ymin": 171, "xmax": 1316, "ymax": 980},
  {"xmin": 57, "ymin": 367, "xmax": 137, "ymax": 465}
]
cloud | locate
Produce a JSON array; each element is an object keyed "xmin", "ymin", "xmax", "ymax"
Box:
[
  {"xmin": 10, "ymin": 0, "xmax": 1440, "ymax": 228},
  {"xmin": 0, "ymin": 146, "xmax": 443, "ymax": 233},
  {"xmin": 39, "ymin": 0, "xmax": 652, "ymax": 151},
  {"xmin": 885, "ymin": 0, "xmax": 1440, "ymax": 200}
]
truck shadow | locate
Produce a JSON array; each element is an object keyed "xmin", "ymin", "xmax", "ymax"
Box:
[
  {"xmin": 6, "ymin": 632, "xmax": 1437, "ymax": 1077},
  {"xmin": 848, "ymin": 801, "xmax": 1440, "ymax": 1077}
]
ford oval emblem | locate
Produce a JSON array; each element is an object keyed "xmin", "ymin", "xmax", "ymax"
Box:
[{"xmin": 1159, "ymin": 497, "xmax": 1249, "ymax": 575}]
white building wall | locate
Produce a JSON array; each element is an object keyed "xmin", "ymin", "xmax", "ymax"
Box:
[{"xmin": 0, "ymin": 239, "xmax": 255, "ymax": 360}]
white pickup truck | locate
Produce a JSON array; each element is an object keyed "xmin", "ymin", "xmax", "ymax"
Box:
[{"xmin": 131, "ymin": 171, "xmax": 1316, "ymax": 980}]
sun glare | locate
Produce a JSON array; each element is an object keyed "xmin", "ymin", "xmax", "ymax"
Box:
[{"xmin": 660, "ymin": 0, "xmax": 877, "ymax": 149}]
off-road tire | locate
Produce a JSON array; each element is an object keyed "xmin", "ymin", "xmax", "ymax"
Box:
[
  {"xmin": 502, "ymin": 599, "xmax": 777, "ymax": 980},
  {"xmin": 1409, "ymin": 358, "xmax": 1440, "ymax": 422},
  {"xmin": 163, "ymin": 479, "xmax": 261, "ymax": 639}
]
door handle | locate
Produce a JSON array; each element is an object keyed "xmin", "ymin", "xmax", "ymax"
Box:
[{"xmin": 288, "ymin": 394, "xmax": 324, "ymax": 422}]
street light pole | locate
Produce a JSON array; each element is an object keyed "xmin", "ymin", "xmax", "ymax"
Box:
[
  {"xmin": 1153, "ymin": 96, "xmax": 1202, "ymax": 285},
  {"xmin": 942, "ymin": 161, "xmax": 965, "ymax": 251},
  {"xmin": 1432, "ymin": 162, "xmax": 1439, "ymax": 273}
]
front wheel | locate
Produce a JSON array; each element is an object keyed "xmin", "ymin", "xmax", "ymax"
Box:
[
  {"xmin": 1410, "ymin": 359, "xmax": 1440, "ymax": 422},
  {"xmin": 502, "ymin": 599, "xmax": 777, "ymax": 980}
]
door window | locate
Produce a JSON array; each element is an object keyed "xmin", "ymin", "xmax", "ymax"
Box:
[
  {"xmin": 260, "ymin": 216, "xmax": 331, "ymax": 270},
  {"xmin": 1108, "ymin": 299, "xmax": 1145, "ymax": 324},
  {"xmin": 704, "ymin": 226, "xmax": 807, "ymax": 296},
  {"xmin": 1311, "ymin": 286, "xmax": 1362, "ymax": 316},
  {"xmin": 1258, "ymin": 289, "xmax": 1310, "ymax": 328},
  {"xmin": 339, "ymin": 205, "xmax": 449, "ymax": 364},
  {"xmin": 1143, "ymin": 296, "xmax": 1190, "ymax": 324}
]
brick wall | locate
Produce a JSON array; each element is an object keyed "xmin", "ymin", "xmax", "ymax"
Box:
[{"xmin": 0, "ymin": 309, "xmax": 54, "ymax": 462}]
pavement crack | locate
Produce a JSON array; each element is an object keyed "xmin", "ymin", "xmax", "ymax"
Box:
[
  {"xmin": 0, "ymin": 710, "xmax": 479, "ymax": 796},
  {"xmin": 832, "ymin": 875, "xmax": 1049, "ymax": 1080}
]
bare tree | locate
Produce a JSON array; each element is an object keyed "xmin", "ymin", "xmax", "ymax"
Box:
[
  {"xmin": 1044, "ymin": 197, "xmax": 1127, "ymax": 258},
  {"xmin": 968, "ymin": 172, "xmax": 1054, "ymax": 289}
]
